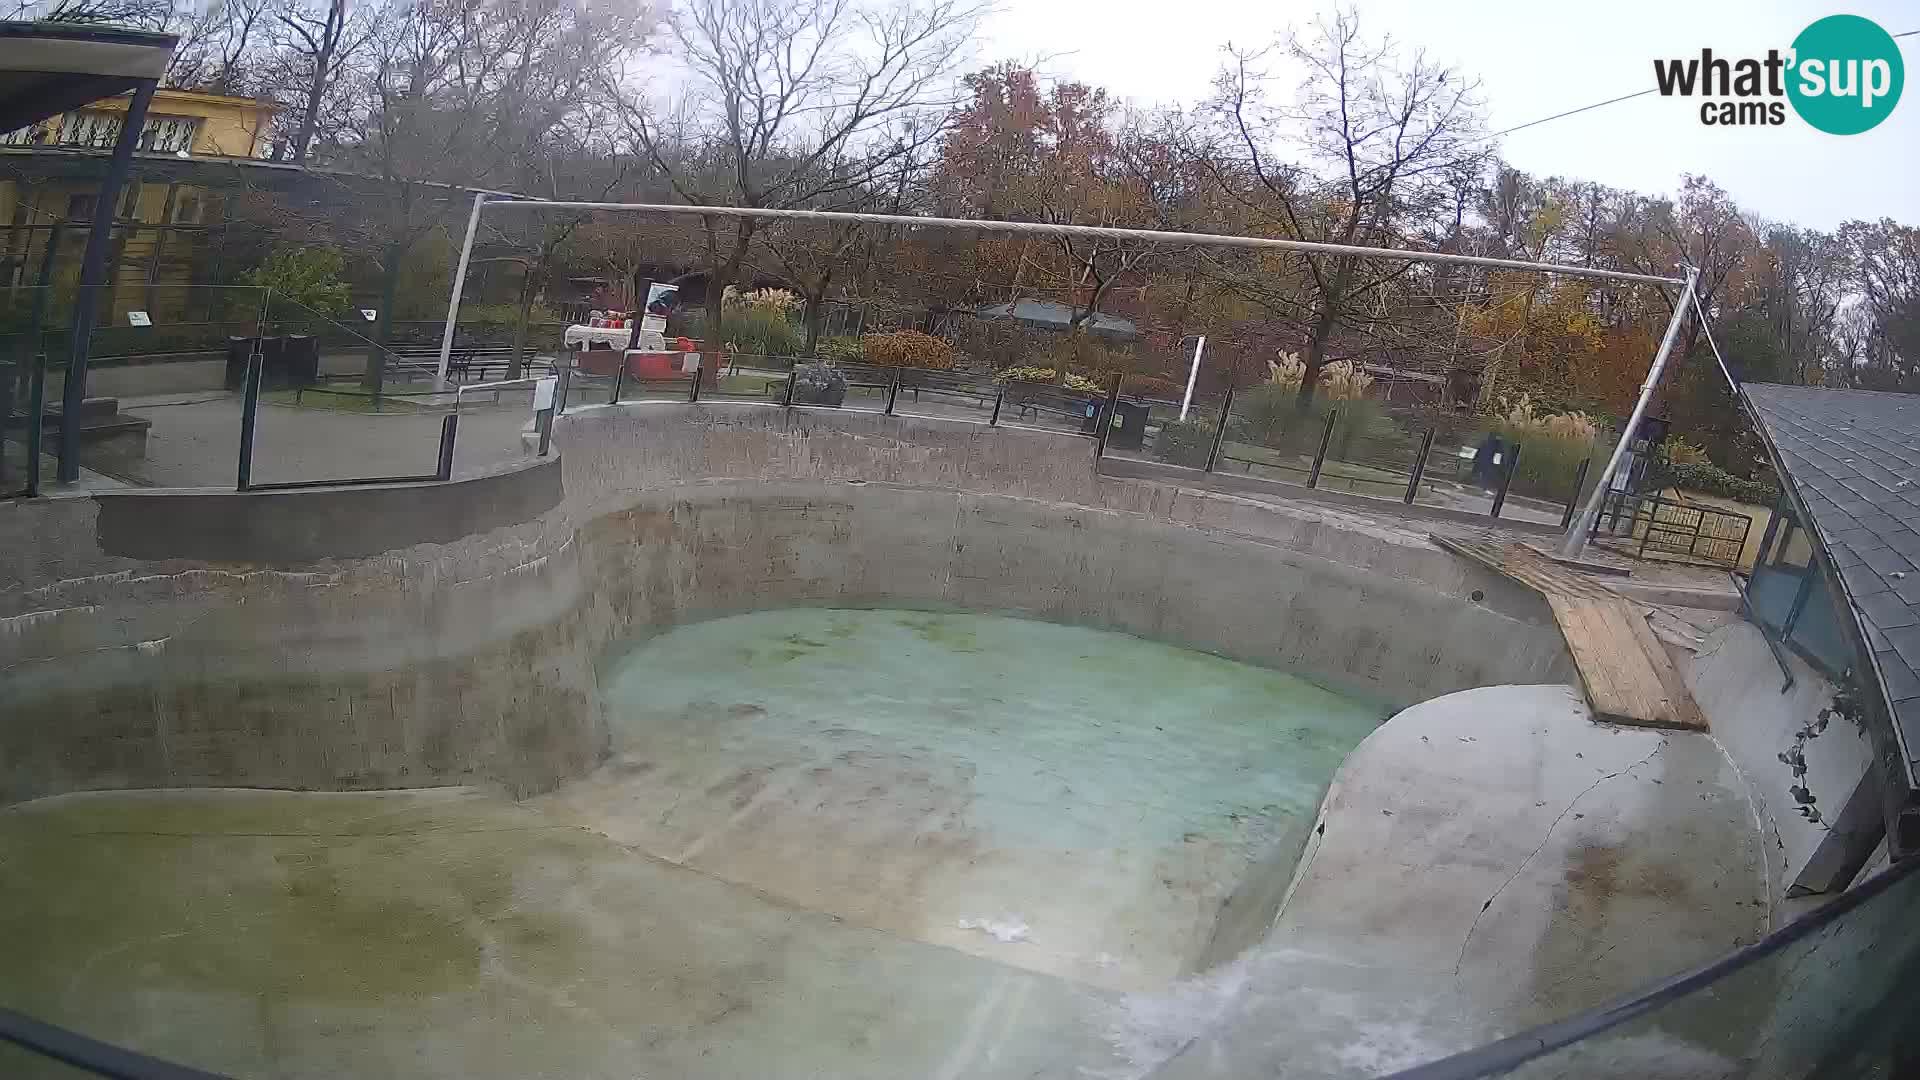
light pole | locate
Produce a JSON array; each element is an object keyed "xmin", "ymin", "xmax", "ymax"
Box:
[{"xmin": 1178, "ymin": 334, "xmax": 1206, "ymax": 421}]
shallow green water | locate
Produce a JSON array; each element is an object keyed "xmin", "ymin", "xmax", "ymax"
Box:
[
  {"xmin": 604, "ymin": 608, "xmax": 1387, "ymax": 849},
  {"xmin": 584, "ymin": 608, "xmax": 1390, "ymax": 988}
]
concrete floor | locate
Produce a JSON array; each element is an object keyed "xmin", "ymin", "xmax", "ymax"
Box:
[
  {"xmin": 0, "ymin": 787, "xmax": 1120, "ymax": 1080},
  {"xmin": 0, "ymin": 681, "xmax": 1774, "ymax": 1080},
  {"xmin": 91, "ymin": 392, "xmax": 536, "ymax": 488},
  {"xmin": 536, "ymin": 609, "xmax": 1388, "ymax": 991}
]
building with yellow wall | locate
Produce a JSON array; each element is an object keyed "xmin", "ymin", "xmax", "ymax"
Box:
[{"xmin": 0, "ymin": 89, "xmax": 277, "ymax": 320}]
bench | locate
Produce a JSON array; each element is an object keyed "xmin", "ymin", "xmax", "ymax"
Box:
[{"xmin": 376, "ymin": 344, "xmax": 550, "ymax": 384}]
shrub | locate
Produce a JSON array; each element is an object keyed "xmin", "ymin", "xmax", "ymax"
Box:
[
  {"xmin": 1479, "ymin": 393, "xmax": 1607, "ymax": 499},
  {"xmin": 1154, "ymin": 417, "xmax": 1216, "ymax": 469},
  {"xmin": 792, "ymin": 362, "xmax": 847, "ymax": 406},
  {"xmin": 1233, "ymin": 382, "xmax": 1397, "ymax": 460},
  {"xmin": 1124, "ymin": 374, "xmax": 1186, "ymax": 399},
  {"xmin": 995, "ymin": 366, "xmax": 1104, "ymax": 394},
  {"xmin": 243, "ymin": 246, "xmax": 351, "ymax": 318},
  {"xmin": 1665, "ymin": 437, "xmax": 1713, "ymax": 466},
  {"xmin": 1654, "ymin": 459, "xmax": 1780, "ymax": 505},
  {"xmin": 720, "ymin": 305, "xmax": 803, "ymax": 358},
  {"xmin": 1266, "ymin": 352, "xmax": 1374, "ymax": 401},
  {"xmin": 731, "ymin": 287, "xmax": 802, "ymax": 314},
  {"xmin": 863, "ymin": 329, "xmax": 954, "ymax": 369},
  {"xmin": 816, "ymin": 336, "xmax": 864, "ymax": 363}
]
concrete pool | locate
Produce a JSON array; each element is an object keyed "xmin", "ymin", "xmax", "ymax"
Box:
[
  {"xmin": 0, "ymin": 402, "xmax": 1811, "ymax": 1078},
  {"xmin": 545, "ymin": 608, "xmax": 1388, "ymax": 990}
]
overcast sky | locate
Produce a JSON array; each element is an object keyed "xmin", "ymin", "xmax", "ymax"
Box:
[{"xmin": 974, "ymin": 0, "xmax": 1918, "ymax": 231}]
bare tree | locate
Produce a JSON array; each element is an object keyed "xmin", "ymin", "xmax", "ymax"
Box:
[
  {"xmin": 1201, "ymin": 8, "xmax": 1485, "ymax": 406},
  {"xmin": 602, "ymin": 0, "xmax": 984, "ymax": 369},
  {"xmin": 7, "ymin": 0, "xmax": 172, "ymax": 28},
  {"xmin": 271, "ymin": 0, "xmax": 361, "ymax": 162}
]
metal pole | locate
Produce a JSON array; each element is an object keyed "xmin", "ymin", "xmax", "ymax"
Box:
[
  {"xmin": 1558, "ymin": 266, "xmax": 1699, "ymax": 558},
  {"xmin": 610, "ymin": 359, "xmax": 625, "ymax": 404},
  {"xmin": 1307, "ymin": 408, "xmax": 1338, "ymax": 488},
  {"xmin": 782, "ymin": 366, "xmax": 798, "ymax": 407},
  {"xmin": 885, "ymin": 368, "xmax": 901, "ymax": 415},
  {"xmin": 1405, "ymin": 428, "xmax": 1436, "ymax": 504},
  {"xmin": 1491, "ymin": 441, "xmax": 1522, "ymax": 518},
  {"xmin": 16, "ymin": 223, "xmax": 61, "ymax": 497},
  {"xmin": 687, "ymin": 363, "xmax": 702, "ymax": 403},
  {"xmin": 59, "ymin": 78, "xmax": 156, "ymax": 485},
  {"xmin": 236, "ymin": 346, "xmax": 262, "ymax": 491},
  {"xmin": 1095, "ymin": 374, "xmax": 1122, "ymax": 457},
  {"xmin": 472, "ymin": 200, "xmax": 1685, "ymax": 287},
  {"xmin": 435, "ymin": 412, "xmax": 459, "ymax": 480},
  {"xmin": 436, "ymin": 192, "xmax": 489, "ymax": 391},
  {"xmin": 1561, "ymin": 459, "xmax": 1592, "ymax": 530},
  {"xmin": 1205, "ymin": 385, "xmax": 1234, "ymax": 472},
  {"xmin": 23, "ymin": 350, "xmax": 45, "ymax": 497},
  {"xmin": 1178, "ymin": 335, "xmax": 1206, "ymax": 421},
  {"xmin": 536, "ymin": 405, "xmax": 553, "ymax": 456},
  {"xmin": 989, "ymin": 382, "xmax": 1005, "ymax": 426}
]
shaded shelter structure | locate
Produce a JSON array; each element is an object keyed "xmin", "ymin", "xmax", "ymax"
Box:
[
  {"xmin": 0, "ymin": 19, "xmax": 175, "ymax": 486},
  {"xmin": 1743, "ymin": 383, "xmax": 1920, "ymax": 862}
]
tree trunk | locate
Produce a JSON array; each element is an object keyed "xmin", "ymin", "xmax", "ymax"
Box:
[
  {"xmin": 804, "ymin": 295, "xmax": 826, "ymax": 355},
  {"xmin": 1296, "ymin": 304, "xmax": 1339, "ymax": 410},
  {"xmin": 362, "ymin": 239, "xmax": 402, "ymax": 394},
  {"xmin": 509, "ymin": 267, "xmax": 535, "ymax": 381}
]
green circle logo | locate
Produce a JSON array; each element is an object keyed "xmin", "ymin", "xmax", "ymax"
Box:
[{"xmin": 1788, "ymin": 15, "xmax": 1904, "ymax": 134}]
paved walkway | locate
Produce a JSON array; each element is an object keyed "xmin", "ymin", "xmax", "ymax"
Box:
[{"xmin": 102, "ymin": 392, "xmax": 538, "ymax": 489}]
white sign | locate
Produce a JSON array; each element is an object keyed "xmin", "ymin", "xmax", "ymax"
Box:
[
  {"xmin": 126, "ymin": 311, "xmax": 151, "ymax": 327},
  {"xmin": 532, "ymin": 376, "xmax": 557, "ymax": 412},
  {"xmin": 361, "ymin": 309, "xmax": 378, "ymax": 322}
]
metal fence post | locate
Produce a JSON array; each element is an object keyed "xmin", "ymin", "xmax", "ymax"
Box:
[
  {"xmin": 536, "ymin": 404, "xmax": 554, "ymax": 456},
  {"xmin": 783, "ymin": 365, "xmax": 798, "ymax": 407},
  {"xmin": 23, "ymin": 352, "xmax": 46, "ymax": 498},
  {"xmin": 885, "ymin": 367, "xmax": 901, "ymax": 415},
  {"xmin": 610, "ymin": 360, "xmax": 625, "ymax": 404},
  {"xmin": 1095, "ymin": 374, "xmax": 1122, "ymax": 458},
  {"xmin": 989, "ymin": 382, "xmax": 1005, "ymax": 426},
  {"xmin": 435, "ymin": 412, "xmax": 460, "ymax": 480},
  {"xmin": 1404, "ymin": 428, "xmax": 1436, "ymax": 504},
  {"xmin": 1490, "ymin": 441, "xmax": 1522, "ymax": 518},
  {"xmin": 236, "ymin": 346, "xmax": 263, "ymax": 491},
  {"xmin": 555, "ymin": 357, "xmax": 572, "ymax": 415},
  {"xmin": 1205, "ymin": 385, "xmax": 1235, "ymax": 472},
  {"xmin": 1560, "ymin": 458, "xmax": 1592, "ymax": 530},
  {"xmin": 1307, "ymin": 408, "xmax": 1339, "ymax": 488},
  {"xmin": 687, "ymin": 363, "xmax": 702, "ymax": 403}
]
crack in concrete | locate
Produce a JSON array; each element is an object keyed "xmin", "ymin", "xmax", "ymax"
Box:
[{"xmin": 1451, "ymin": 740, "xmax": 1667, "ymax": 975}]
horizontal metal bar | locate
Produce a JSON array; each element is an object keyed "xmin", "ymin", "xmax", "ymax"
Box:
[
  {"xmin": 242, "ymin": 472, "xmax": 445, "ymax": 492},
  {"xmin": 453, "ymin": 377, "xmax": 545, "ymax": 398},
  {"xmin": 479, "ymin": 201, "xmax": 1685, "ymax": 286}
]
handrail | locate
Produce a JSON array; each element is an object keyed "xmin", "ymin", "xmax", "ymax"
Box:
[{"xmin": 0, "ymin": 1006, "xmax": 228, "ymax": 1079}]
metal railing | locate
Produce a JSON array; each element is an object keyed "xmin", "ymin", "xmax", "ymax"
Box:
[{"xmin": 1591, "ymin": 488, "xmax": 1753, "ymax": 567}]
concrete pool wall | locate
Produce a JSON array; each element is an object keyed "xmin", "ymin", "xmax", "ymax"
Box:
[{"xmin": 1, "ymin": 402, "xmax": 1576, "ymax": 806}]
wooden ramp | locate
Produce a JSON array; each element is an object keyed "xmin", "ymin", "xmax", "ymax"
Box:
[{"xmin": 1431, "ymin": 533, "xmax": 1706, "ymax": 731}]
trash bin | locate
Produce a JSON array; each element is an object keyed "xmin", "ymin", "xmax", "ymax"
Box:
[
  {"xmin": 281, "ymin": 335, "xmax": 319, "ymax": 386},
  {"xmin": 1108, "ymin": 400, "xmax": 1149, "ymax": 450},
  {"xmin": 1076, "ymin": 396, "xmax": 1103, "ymax": 435},
  {"xmin": 224, "ymin": 337, "xmax": 253, "ymax": 390}
]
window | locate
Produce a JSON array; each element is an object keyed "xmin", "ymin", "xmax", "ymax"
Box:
[
  {"xmin": 57, "ymin": 111, "xmax": 123, "ymax": 149},
  {"xmin": 171, "ymin": 190, "xmax": 204, "ymax": 226},
  {"xmin": 65, "ymin": 194, "xmax": 96, "ymax": 221},
  {"xmin": 139, "ymin": 116, "xmax": 199, "ymax": 154},
  {"xmin": 118, "ymin": 182, "xmax": 143, "ymax": 221}
]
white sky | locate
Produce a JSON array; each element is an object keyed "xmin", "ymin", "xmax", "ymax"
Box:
[{"xmin": 975, "ymin": 0, "xmax": 1919, "ymax": 231}]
